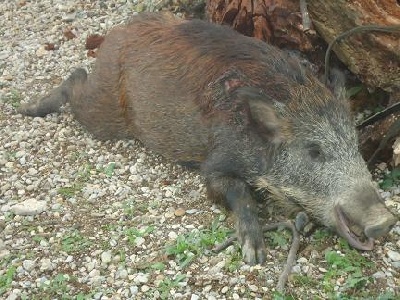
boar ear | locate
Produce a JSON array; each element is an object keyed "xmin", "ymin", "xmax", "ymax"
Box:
[{"xmin": 235, "ymin": 87, "xmax": 283, "ymax": 143}]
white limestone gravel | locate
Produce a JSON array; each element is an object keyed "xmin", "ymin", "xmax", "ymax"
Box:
[{"xmin": 0, "ymin": 1, "xmax": 399, "ymax": 299}]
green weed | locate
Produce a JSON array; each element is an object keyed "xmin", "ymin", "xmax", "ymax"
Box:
[
  {"xmin": 103, "ymin": 162, "xmax": 116, "ymax": 177},
  {"xmin": 124, "ymin": 225, "xmax": 155, "ymax": 245},
  {"xmin": 61, "ymin": 230, "xmax": 93, "ymax": 253},
  {"xmin": 380, "ymin": 167, "xmax": 400, "ymax": 190},
  {"xmin": 265, "ymin": 230, "xmax": 290, "ymax": 248},
  {"xmin": 57, "ymin": 164, "xmax": 93, "ymax": 198},
  {"xmin": 165, "ymin": 217, "xmax": 229, "ymax": 268},
  {"xmin": 2, "ymin": 89, "xmax": 22, "ymax": 108},
  {"xmin": 158, "ymin": 274, "xmax": 186, "ymax": 300},
  {"xmin": 323, "ymin": 246, "xmax": 373, "ymax": 297},
  {"xmin": 0, "ymin": 265, "xmax": 16, "ymax": 296}
]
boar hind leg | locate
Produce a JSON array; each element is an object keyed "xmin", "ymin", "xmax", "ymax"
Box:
[
  {"xmin": 206, "ymin": 176, "xmax": 266, "ymax": 265},
  {"xmin": 19, "ymin": 68, "xmax": 87, "ymax": 117}
]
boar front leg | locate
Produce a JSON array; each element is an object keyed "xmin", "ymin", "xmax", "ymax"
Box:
[{"xmin": 206, "ymin": 175, "xmax": 266, "ymax": 265}]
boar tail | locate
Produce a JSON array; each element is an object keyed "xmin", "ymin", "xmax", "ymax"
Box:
[{"xmin": 18, "ymin": 68, "xmax": 87, "ymax": 117}]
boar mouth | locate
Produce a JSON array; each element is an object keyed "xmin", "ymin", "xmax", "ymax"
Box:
[{"xmin": 334, "ymin": 205, "xmax": 374, "ymax": 250}]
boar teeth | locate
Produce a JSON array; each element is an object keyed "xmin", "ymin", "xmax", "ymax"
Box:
[{"xmin": 334, "ymin": 205, "xmax": 374, "ymax": 251}]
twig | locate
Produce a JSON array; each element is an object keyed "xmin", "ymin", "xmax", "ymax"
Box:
[
  {"xmin": 299, "ymin": 0, "xmax": 311, "ymax": 32},
  {"xmin": 274, "ymin": 221, "xmax": 300, "ymax": 293},
  {"xmin": 212, "ymin": 219, "xmax": 302, "ymax": 292},
  {"xmin": 212, "ymin": 236, "xmax": 237, "ymax": 252}
]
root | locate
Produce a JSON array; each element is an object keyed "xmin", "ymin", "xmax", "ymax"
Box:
[{"xmin": 212, "ymin": 215, "xmax": 303, "ymax": 293}]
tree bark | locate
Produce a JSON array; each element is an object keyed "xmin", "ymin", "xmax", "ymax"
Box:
[{"xmin": 307, "ymin": 0, "xmax": 400, "ymax": 92}]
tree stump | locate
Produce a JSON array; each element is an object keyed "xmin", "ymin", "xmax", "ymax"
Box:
[{"xmin": 206, "ymin": 0, "xmax": 322, "ymax": 53}]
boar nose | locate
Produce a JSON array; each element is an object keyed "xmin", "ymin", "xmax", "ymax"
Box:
[{"xmin": 364, "ymin": 214, "xmax": 398, "ymax": 239}]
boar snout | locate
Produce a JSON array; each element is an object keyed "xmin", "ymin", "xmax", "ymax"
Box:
[
  {"xmin": 334, "ymin": 186, "xmax": 398, "ymax": 251},
  {"xmin": 364, "ymin": 216, "xmax": 397, "ymax": 239}
]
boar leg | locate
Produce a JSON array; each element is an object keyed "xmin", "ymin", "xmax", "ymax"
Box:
[
  {"xmin": 19, "ymin": 68, "xmax": 87, "ymax": 117},
  {"xmin": 206, "ymin": 176, "xmax": 266, "ymax": 265}
]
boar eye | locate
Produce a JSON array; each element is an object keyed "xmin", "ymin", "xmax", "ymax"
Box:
[{"xmin": 307, "ymin": 143, "xmax": 324, "ymax": 161}]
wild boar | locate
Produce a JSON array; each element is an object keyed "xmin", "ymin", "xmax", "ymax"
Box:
[{"xmin": 19, "ymin": 12, "xmax": 398, "ymax": 264}]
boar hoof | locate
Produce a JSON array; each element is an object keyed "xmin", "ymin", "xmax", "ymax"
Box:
[{"xmin": 237, "ymin": 222, "xmax": 266, "ymax": 264}]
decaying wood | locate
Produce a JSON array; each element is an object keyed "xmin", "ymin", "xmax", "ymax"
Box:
[
  {"xmin": 206, "ymin": 0, "xmax": 321, "ymax": 53},
  {"xmin": 360, "ymin": 110, "xmax": 400, "ymax": 166},
  {"xmin": 307, "ymin": 0, "xmax": 400, "ymax": 91}
]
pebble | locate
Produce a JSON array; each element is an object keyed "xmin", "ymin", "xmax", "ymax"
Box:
[
  {"xmin": 0, "ymin": 239, "xmax": 5, "ymax": 250},
  {"xmin": 6, "ymin": 289, "xmax": 21, "ymax": 300},
  {"xmin": 0, "ymin": 249, "xmax": 10, "ymax": 260},
  {"xmin": 373, "ymin": 271, "xmax": 386, "ymax": 279},
  {"xmin": 101, "ymin": 251, "xmax": 112, "ymax": 264},
  {"xmin": 23, "ymin": 260, "xmax": 35, "ymax": 271},
  {"xmin": 135, "ymin": 273, "xmax": 149, "ymax": 284},
  {"xmin": 141, "ymin": 285, "xmax": 150, "ymax": 292},
  {"xmin": 387, "ymin": 250, "xmax": 400, "ymax": 262},
  {"xmin": 11, "ymin": 199, "xmax": 47, "ymax": 216},
  {"xmin": 191, "ymin": 294, "xmax": 200, "ymax": 300},
  {"xmin": 174, "ymin": 207, "xmax": 186, "ymax": 216},
  {"xmin": 168, "ymin": 231, "xmax": 178, "ymax": 239},
  {"xmin": 248, "ymin": 284, "xmax": 258, "ymax": 292},
  {"xmin": 39, "ymin": 258, "xmax": 53, "ymax": 271}
]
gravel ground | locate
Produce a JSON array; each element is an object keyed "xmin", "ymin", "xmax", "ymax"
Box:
[{"xmin": 1, "ymin": 1, "xmax": 400, "ymax": 299}]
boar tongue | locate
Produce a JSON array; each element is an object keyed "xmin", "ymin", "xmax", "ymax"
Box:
[{"xmin": 334, "ymin": 205, "xmax": 374, "ymax": 251}]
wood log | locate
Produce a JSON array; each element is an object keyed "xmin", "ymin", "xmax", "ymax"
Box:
[
  {"xmin": 206, "ymin": 0, "xmax": 322, "ymax": 53},
  {"xmin": 307, "ymin": 0, "xmax": 400, "ymax": 92}
]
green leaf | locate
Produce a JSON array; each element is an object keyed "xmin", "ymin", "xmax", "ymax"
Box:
[{"xmin": 346, "ymin": 86, "xmax": 363, "ymax": 98}]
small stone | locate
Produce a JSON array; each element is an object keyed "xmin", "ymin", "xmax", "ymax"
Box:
[
  {"xmin": 221, "ymin": 286, "xmax": 229, "ymax": 294},
  {"xmin": 86, "ymin": 261, "xmax": 96, "ymax": 272},
  {"xmin": 297, "ymin": 257, "xmax": 308, "ymax": 264},
  {"xmin": 27, "ymin": 168, "xmax": 38, "ymax": 175},
  {"xmin": 130, "ymin": 286, "xmax": 138, "ymax": 296},
  {"xmin": 248, "ymin": 284, "xmax": 258, "ymax": 292},
  {"xmin": 3, "ymin": 74, "xmax": 13, "ymax": 81},
  {"xmin": 372, "ymin": 271, "xmax": 386, "ymax": 279},
  {"xmin": 62, "ymin": 12, "xmax": 76, "ymax": 22},
  {"xmin": 164, "ymin": 211, "xmax": 175, "ymax": 218},
  {"xmin": 302, "ymin": 265, "xmax": 310, "ymax": 273},
  {"xmin": 11, "ymin": 199, "xmax": 47, "ymax": 216},
  {"xmin": 89, "ymin": 269, "xmax": 100, "ymax": 278},
  {"xmin": 0, "ymin": 239, "xmax": 5, "ymax": 250},
  {"xmin": 101, "ymin": 251, "xmax": 112, "ymax": 264},
  {"xmin": 291, "ymin": 265, "xmax": 301, "ymax": 273},
  {"xmin": 135, "ymin": 273, "xmax": 149, "ymax": 284},
  {"xmin": 168, "ymin": 231, "xmax": 178, "ymax": 239},
  {"xmin": 376, "ymin": 162, "xmax": 387, "ymax": 171},
  {"xmin": 387, "ymin": 250, "xmax": 400, "ymax": 262},
  {"xmin": 40, "ymin": 258, "xmax": 52, "ymax": 271},
  {"xmin": 0, "ymin": 249, "xmax": 10, "ymax": 260},
  {"xmin": 135, "ymin": 236, "xmax": 145, "ymax": 246},
  {"xmin": 6, "ymin": 289, "xmax": 21, "ymax": 300},
  {"xmin": 191, "ymin": 294, "xmax": 200, "ymax": 300},
  {"xmin": 392, "ymin": 261, "xmax": 400, "ymax": 269},
  {"xmin": 36, "ymin": 45, "xmax": 47, "ymax": 57},
  {"xmin": 174, "ymin": 208, "xmax": 186, "ymax": 217},
  {"xmin": 318, "ymin": 267, "xmax": 327, "ymax": 273},
  {"xmin": 117, "ymin": 269, "xmax": 128, "ymax": 279},
  {"xmin": 141, "ymin": 285, "xmax": 150, "ymax": 292},
  {"xmin": 23, "ymin": 260, "xmax": 35, "ymax": 271},
  {"xmin": 165, "ymin": 190, "xmax": 173, "ymax": 197}
]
